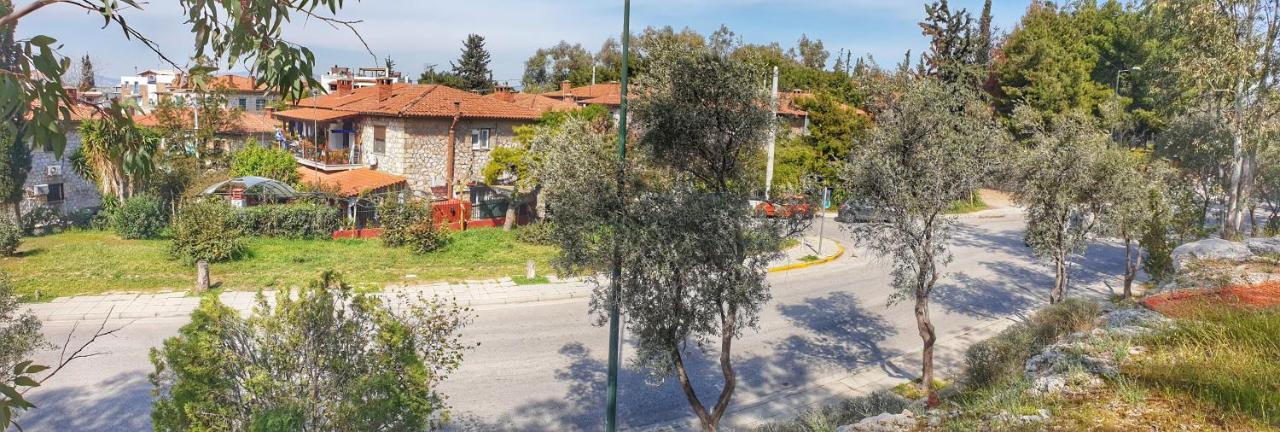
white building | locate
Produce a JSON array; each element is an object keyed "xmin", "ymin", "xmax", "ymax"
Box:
[
  {"xmin": 318, "ymin": 66, "xmax": 407, "ymax": 94},
  {"xmin": 118, "ymin": 69, "xmax": 183, "ymax": 113}
]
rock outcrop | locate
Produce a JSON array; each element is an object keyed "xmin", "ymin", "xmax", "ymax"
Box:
[
  {"xmin": 836, "ymin": 410, "xmax": 917, "ymax": 432},
  {"xmin": 1171, "ymin": 238, "xmax": 1253, "ymax": 272}
]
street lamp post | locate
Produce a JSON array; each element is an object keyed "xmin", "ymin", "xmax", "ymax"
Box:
[
  {"xmin": 605, "ymin": 1, "xmax": 630, "ymax": 431},
  {"xmin": 1114, "ymin": 66, "xmax": 1141, "ymax": 95}
]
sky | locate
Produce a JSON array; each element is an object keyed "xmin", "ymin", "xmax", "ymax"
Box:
[{"xmin": 17, "ymin": 0, "xmax": 1034, "ymax": 86}]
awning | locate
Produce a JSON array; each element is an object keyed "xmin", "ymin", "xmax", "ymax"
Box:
[
  {"xmin": 202, "ymin": 176, "xmax": 298, "ymax": 199},
  {"xmin": 297, "ymin": 167, "xmax": 407, "ymax": 198},
  {"xmin": 273, "ymin": 107, "xmax": 356, "ymax": 122}
]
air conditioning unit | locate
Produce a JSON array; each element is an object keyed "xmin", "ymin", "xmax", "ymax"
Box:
[
  {"xmin": 31, "ymin": 184, "xmax": 49, "ymax": 196},
  {"xmin": 46, "ymin": 165, "xmax": 62, "ymax": 176}
]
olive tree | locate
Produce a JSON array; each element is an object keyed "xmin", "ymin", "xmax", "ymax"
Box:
[
  {"xmin": 537, "ymin": 43, "xmax": 805, "ymax": 431},
  {"xmin": 841, "ymin": 77, "xmax": 1006, "ymax": 402},
  {"xmin": 1012, "ymin": 110, "xmax": 1117, "ymax": 303}
]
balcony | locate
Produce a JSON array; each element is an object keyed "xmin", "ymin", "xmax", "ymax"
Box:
[{"xmin": 288, "ymin": 139, "xmax": 368, "ymax": 172}]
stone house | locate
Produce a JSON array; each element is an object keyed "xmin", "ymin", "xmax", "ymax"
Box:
[
  {"xmin": 20, "ymin": 103, "xmax": 103, "ymax": 218},
  {"xmin": 274, "ymin": 81, "xmax": 545, "ymax": 199}
]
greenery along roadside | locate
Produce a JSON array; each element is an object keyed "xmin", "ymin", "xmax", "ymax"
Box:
[{"xmin": 0, "ymin": 229, "xmax": 554, "ymax": 300}]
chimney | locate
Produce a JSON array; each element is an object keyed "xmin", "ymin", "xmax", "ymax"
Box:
[
  {"xmin": 264, "ymin": 106, "xmax": 275, "ymax": 120},
  {"xmin": 560, "ymin": 80, "xmax": 572, "ymax": 94},
  {"xmin": 377, "ymin": 78, "xmax": 393, "ymax": 100},
  {"xmin": 494, "ymin": 85, "xmax": 515, "ymax": 103},
  {"xmin": 64, "ymin": 86, "xmax": 79, "ymax": 102},
  {"xmin": 336, "ymin": 79, "xmax": 354, "ymax": 96}
]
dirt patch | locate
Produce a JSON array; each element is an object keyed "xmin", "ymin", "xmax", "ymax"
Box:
[
  {"xmin": 1143, "ymin": 281, "xmax": 1280, "ymax": 317},
  {"xmin": 977, "ymin": 188, "xmax": 1012, "ymax": 209}
]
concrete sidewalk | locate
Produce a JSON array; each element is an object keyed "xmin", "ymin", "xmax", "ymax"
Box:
[{"xmin": 24, "ymin": 236, "xmax": 844, "ymax": 322}]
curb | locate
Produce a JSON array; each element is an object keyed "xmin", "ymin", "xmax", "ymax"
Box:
[{"xmin": 768, "ymin": 241, "xmax": 845, "ymax": 273}]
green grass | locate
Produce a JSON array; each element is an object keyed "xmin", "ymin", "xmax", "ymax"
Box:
[
  {"xmin": 1128, "ymin": 306, "xmax": 1280, "ymax": 426},
  {"xmin": 0, "ymin": 229, "xmax": 557, "ymax": 300},
  {"xmin": 512, "ymin": 275, "xmax": 550, "ymax": 285},
  {"xmin": 946, "ymin": 195, "xmax": 990, "ymax": 214},
  {"xmin": 798, "ymin": 254, "xmax": 820, "ymax": 263}
]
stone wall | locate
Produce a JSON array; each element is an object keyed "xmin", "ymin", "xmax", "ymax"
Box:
[
  {"xmin": 21, "ymin": 130, "xmax": 103, "ymax": 216},
  {"xmin": 358, "ymin": 116, "xmax": 526, "ymax": 198}
]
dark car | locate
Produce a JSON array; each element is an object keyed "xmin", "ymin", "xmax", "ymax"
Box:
[{"xmin": 835, "ymin": 201, "xmax": 891, "ymax": 223}]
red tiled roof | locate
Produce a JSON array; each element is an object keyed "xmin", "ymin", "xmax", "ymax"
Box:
[
  {"xmin": 273, "ymin": 107, "xmax": 357, "ymax": 122},
  {"xmin": 485, "ymin": 92, "xmax": 579, "ymax": 113},
  {"xmin": 297, "ymin": 167, "xmax": 407, "ymax": 197},
  {"xmin": 541, "ymin": 83, "xmax": 622, "ymax": 102},
  {"xmin": 27, "ymin": 101, "xmax": 102, "ymax": 122},
  {"xmin": 134, "ymin": 110, "xmax": 277, "ymax": 134},
  {"xmin": 294, "ymin": 84, "xmax": 542, "ymax": 120},
  {"xmin": 777, "ymin": 91, "xmax": 811, "ymax": 117}
]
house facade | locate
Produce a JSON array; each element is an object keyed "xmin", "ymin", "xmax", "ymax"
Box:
[
  {"xmin": 274, "ymin": 81, "xmax": 545, "ymax": 199},
  {"xmin": 118, "ymin": 69, "xmax": 182, "ymax": 113},
  {"xmin": 21, "ymin": 103, "xmax": 103, "ymax": 217}
]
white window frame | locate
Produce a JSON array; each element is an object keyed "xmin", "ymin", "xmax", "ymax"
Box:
[{"xmin": 470, "ymin": 128, "xmax": 492, "ymax": 151}]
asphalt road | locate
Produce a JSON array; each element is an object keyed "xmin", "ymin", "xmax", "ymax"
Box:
[{"xmin": 17, "ymin": 211, "xmax": 1126, "ymax": 431}]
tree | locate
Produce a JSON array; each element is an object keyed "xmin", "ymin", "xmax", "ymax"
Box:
[
  {"xmin": 149, "ymin": 272, "xmax": 473, "ymax": 431},
  {"xmin": 994, "ymin": 2, "xmax": 1113, "ymax": 121},
  {"xmin": 521, "ymin": 41, "xmax": 593, "ymax": 91},
  {"xmin": 975, "ymin": 0, "xmax": 994, "ymax": 65},
  {"xmin": 77, "ymin": 54, "xmax": 94, "ymax": 91},
  {"xmin": 78, "ymin": 105, "xmax": 159, "ymax": 201},
  {"xmin": 0, "ymin": 124, "xmax": 29, "ymax": 226},
  {"xmin": 1156, "ymin": 0, "xmax": 1280, "ymax": 239},
  {"xmin": 482, "ymin": 147, "xmax": 531, "ymax": 231},
  {"xmin": 417, "ymin": 65, "xmax": 466, "ymax": 88},
  {"xmin": 919, "ymin": 0, "xmax": 982, "ymax": 85},
  {"xmin": 1097, "ymin": 149, "xmax": 1154, "ymax": 298},
  {"xmin": 1012, "ymin": 109, "xmax": 1117, "ymax": 303},
  {"xmin": 452, "ymin": 34, "xmax": 493, "ymax": 93},
  {"xmin": 790, "ymin": 34, "xmax": 829, "ymax": 69},
  {"xmin": 151, "ymin": 86, "xmax": 240, "ymax": 164},
  {"xmin": 0, "ymin": 0, "xmax": 14, "ymax": 72},
  {"xmin": 841, "ymin": 77, "xmax": 1006, "ymax": 403},
  {"xmin": 0, "ymin": 0, "xmax": 362, "ymax": 158},
  {"xmin": 229, "ymin": 142, "xmax": 300, "ymax": 184}
]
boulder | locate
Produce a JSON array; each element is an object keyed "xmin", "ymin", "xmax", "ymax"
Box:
[
  {"xmin": 1100, "ymin": 308, "xmax": 1172, "ymax": 337},
  {"xmin": 837, "ymin": 410, "xmax": 917, "ymax": 432},
  {"xmin": 1245, "ymin": 237, "xmax": 1280, "ymax": 256},
  {"xmin": 1171, "ymin": 238, "xmax": 1253, "ymax": 272}
]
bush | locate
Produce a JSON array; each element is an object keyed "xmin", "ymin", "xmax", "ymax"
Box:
[
  {"xmin": 755, "ymin": 390, "xmax": 911, "ymax": 432},
  {"xmin": 230, "ymin": 144, "xmax": 300, "ymax": 185},
  {"xmin": 379, "ymin": 198, "xmax": 449, "ymax": 253},
  {"xmin": 0, "ymin": 218, "xmax": 20, "ymax": 256},
  {"xmin": 962, "ymin": 298, "xmax": 1101, "ymax": 389},
  {"xmin": 237, "ymin": 203, "xmax": 341, "ymax": 240},
  {"xmin": 111, "ymin": 194, "xmax": 169, "ymax": 239},
  {"xmin": 149, "ymin": 272, "xmax": 473, "ymax": 431},
  {"xmin": 170, "ymin": 201, "xmax": 247, "ymax": 264},
  {"xmin": 514, "ymin": 220, "xmax": 555, "ymax": 245}
]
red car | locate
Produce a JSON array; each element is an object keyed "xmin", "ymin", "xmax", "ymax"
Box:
[{"xmin": 752, "ymin": 196, "xmax": 813, "ymax": 218}]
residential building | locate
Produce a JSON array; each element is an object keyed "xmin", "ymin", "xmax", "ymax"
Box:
[
  {"xmin": 134, "ymin": 109, "xmax": 278, "ymax": 152},
  {"xmin": 318, "ymin": 66, "xmax": 407, "ymax": 94},
  {"xmin": 118, "ymin": 69, "xmax": 182, "ymax": 113},
  {"xmin": 484, "ymin": 85, "xmax": 578, "ymax": 114},
  {"xmin": 273, "ymin": 80, "xmax": 543, "ymax": 199},
  {"xmin": 777, "ymin": 91, "xmax": 813, "ymax": 136},
  {"xmin": 172, "ymin": 75, "xmax": 279, "ymax": 113},
  {"xmin": 21, "ymin": 101, "xmax": 102, "ymax": 217}
]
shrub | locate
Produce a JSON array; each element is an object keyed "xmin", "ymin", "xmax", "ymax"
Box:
[
  {"xmin": 514, "ymin": 220, "xmax": 555, "ymax": 245},
  {"xmin": 149, "ymin": 272, "xmax": 473, "ymax": 431},
  {"xmin": 111, "ymin": 194, "xmax": 168, "ymax": 239},
  {"xmin": 962, "ymin": 298, "xmax": 1101, "ymax": 389},
  {"xmin": 379, "ymin": 198, "xmax": 449, "ymax": 253},
  {"xmin": 20, "ymin": 206, "xmax": 64, "ymax": 235},
  {"xmin": 170, "ymin": 201, "xmax": 247, "ymax": 264},
  {"xmin": 237, "ymin": 203, "xmax": 341, "ymax": 240},
  {"xmin": 0, "ymin": 218, "xmax": 20, "ymax": 256},
  {"xmin": 229, "ymin": 144, "xmax": 300, "ymax": 185},
  {"xmin": 754, "ymin": 390, "xmax": 911, "ymax": 432}
]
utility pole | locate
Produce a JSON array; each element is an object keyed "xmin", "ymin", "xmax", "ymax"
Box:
[
  {"xmin": 765, "ymin": 66, "xmax": 779, "ymax": 201},
  {"xmin": 605, "ymin": 1, "xmax": 630, "ymax": 431},
  {"xmin": 592, "ymin": 63, "xmax": 598, "ymax": 86}
]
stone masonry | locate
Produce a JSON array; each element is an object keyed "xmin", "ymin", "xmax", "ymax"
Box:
[
  {"xmin": 358, "ymin": 116, "xmax": 525, "ymax": 197},
  {"xmin": 20, "ymin": 130, "xmax": 103, "ymax": 217}
]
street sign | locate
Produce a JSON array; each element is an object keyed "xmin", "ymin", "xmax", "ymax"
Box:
[{"xmin": 822, "ymin": 188, "xmax": 831, "ymax": 210}]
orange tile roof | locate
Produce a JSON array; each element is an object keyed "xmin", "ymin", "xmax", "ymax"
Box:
[
  {"xmin": 134, "ymin": 109, "xmax": 277, "ymax": 134},
  {"xmin": 777, "ymin": 91, "xmax": 811, "ymax": 117},
  {"xmin": 294, "ymin": 84, "xmax": 542, "ymax": 120},
  {"xmin": 273, "ymin": 107, "xmax": 358, "ymax": 122},
  {"xmin": 297, "ymin": 167, "xmax": 407, "ymax": 197},
  {"xmin": 541, "ymin": 83, "xmax": 622, "ymax": 102},
  {"xmin": 485, "ymin": 92, "xmax": 579, "ymax": 113},
  {"xmin": 27, "ymin": 101, "xmax": 101, "ymax": 122},
  {"xmin": 177, "ymin": 75, "xmax": 265, "ymax": 93}
]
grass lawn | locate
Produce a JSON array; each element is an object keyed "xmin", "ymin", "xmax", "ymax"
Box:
[
  {"xmin": 0, "ymin": 229, "xmax": 556, "ymax": 300},
  {"xmin": 946, "ymin": 195, "xmax": 990, "ymax": 214}
]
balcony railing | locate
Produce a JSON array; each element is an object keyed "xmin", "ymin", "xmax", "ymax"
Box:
[{"xmin": 287, "ymin": 139, "xmax": 367, "ymax": 171}]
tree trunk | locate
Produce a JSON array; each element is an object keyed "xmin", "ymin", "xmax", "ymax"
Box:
[
  {"xmin": 1122, "ymin": 236, "xmax": 1136, "ymax": 299},
  {"xmin": 673, "ymin": 349, "xmax": 714, "ymax": 431},
  {"xmin": 10, "ymin": 202, "xmax": 21, "ymax": 230},
  {"xmin": 672, "ymin": 305, "xmax": 740, "ymax": 432},
  {"xmin": 1050, "ymin": 253, "xmax": 1068, "ymax": 304},
  {"xmin": 915, "ymin": 293, "xmax": 938, "ymax": 405},
  {"xmin": 1225, "ymin": 131, "xmax": 1246, "ymax": 239},
  {"xmin": 503, "ymin": 203, "xmax": 516, "ymax": 231}
]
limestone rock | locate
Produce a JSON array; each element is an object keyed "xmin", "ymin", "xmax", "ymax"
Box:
[
  {"xmin": 837, "ymin": 410, "xmax": 917, "ymax": 432},
  {"xmin": 1245, "ymin": 237, "xmax": 1280, "ymax": 256},
  {"xmin": 1171, "ymin": 238, "xmax": 1253, "ymax": 272},
  {"xmin": 1100, "ymin": 308, "xmax": 1172, "ymax": 337}
]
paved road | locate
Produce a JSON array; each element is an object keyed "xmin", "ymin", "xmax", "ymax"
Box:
[{"xmin": 16, "ymin": 210, "xmax": 1126, "ymax": 431}]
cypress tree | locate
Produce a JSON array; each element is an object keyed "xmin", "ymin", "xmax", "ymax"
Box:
[
  {"xmin": 79, "ymin": 54, "xmax": 96, "ymax": 91},
  {"xmin": 0, "ymin": 0, "xmax": 30, "ymax": 226},
  {"xmin": 451, "ymin": 34, "xmax": 493, "ymax": 93}
]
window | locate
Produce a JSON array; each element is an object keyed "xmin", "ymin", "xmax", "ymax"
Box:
[
  {"xmin": 470, "ymin": 128, "xmax": 491, "ymax": 150},
  {"xmin": 373, "ymin": 126, "xmax": 386, "ymax": 154},
  {"xmin": 46, "ymin": 183, "xmax": 64, "ymax": 202},
  {"xmin": 238, "ymin": 98, "xmax": 248, "ymax": 110},
  {"xmin": 254, "ymin": 99, "xmax": 266, "ymax": 111}
]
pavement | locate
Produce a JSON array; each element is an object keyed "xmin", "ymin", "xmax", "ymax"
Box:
[{"xmin": 12, "ymin": 206, "xmax": 1131, "ymax": 432}]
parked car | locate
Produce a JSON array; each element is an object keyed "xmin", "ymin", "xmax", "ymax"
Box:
[
  {"xmin": 752, "ymin": 195, "xmax": 814, "ymax": 219},
  {"xmin": 835, "ymin": 201, "xmax": 891, "ymax": 223}
]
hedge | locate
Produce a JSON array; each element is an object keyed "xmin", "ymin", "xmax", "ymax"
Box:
[{"xmin": 236, "ymin": 203, "xmax": 341, "ymax": 240}]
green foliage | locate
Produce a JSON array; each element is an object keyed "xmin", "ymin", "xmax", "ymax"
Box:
[
  {"xmin": 170, "ymin": 200, "xmax": 246, "ymax": 264},
  {"xmin": 378, "ymin": 198, "xmax": 448, "ymax": 254},
  {"xmin": 0, "ymin": 271, "xmax": 45, "ymax": 430},
  {"xmin": 963, "ymin": 298, "xmax": 1101, "ymax": 389},
  {"xmin": 754, "ymin": 390, "xmax": 910, "ymax": 432},
  {"xmin": 0, "ymin": 217, "xmax": 18, "ymax": 256},
  {"xmin": 792, "ymin": 91, "xmax": 871, "ymax": 185},
  {"xmin": 513, "ymin": 220, "xmax": 555, "ymax": 246},
  {"xmin": 995, "ymin": 2, "xmax": 1115, "ymax": 122},
  {"xmin": 0, "ymin": 125, "xmax": 30, "ymax": 216},
  {"xmin": 229, "ymin": 143, "xmax": 300, "ymax": 185},
  {"xmin": 522, "ymin": 41, "xmax": 594, "ymax": 89},
  {"xmin": 482, "ymin": 147, "xmax": 530, "ymax": 189},
  {"xmin": 149, "ymin": 272, "xmax": 473, "ymax": 431},
  {"xmin": 452, "ymin": 34, "xmax": 493, "ymax": 93},
  {"xmin": 111, "ymin": 194, "xmax": 168, "ymax": 239},
  {"xmin": 236, "ymin": 203, "xmax": 340, "ymax": 240},
  {"xmin": 78, "ymin": 107, "xmax": 161, "ymax": 201}
]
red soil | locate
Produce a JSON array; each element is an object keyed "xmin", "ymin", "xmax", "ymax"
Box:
[{"xmin": 1143, "ymin": 281, "xmax": 1280, "ymax": 317}]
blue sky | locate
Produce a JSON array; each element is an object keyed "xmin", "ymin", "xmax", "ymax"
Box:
[{"xmin": 18, "ymin": 0, "xmax": 1033, "ymax": 85}]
